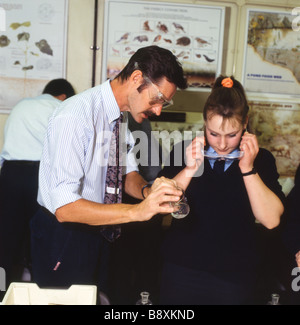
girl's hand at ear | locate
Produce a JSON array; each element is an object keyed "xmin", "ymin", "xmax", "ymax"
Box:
[
  {"xmin": 185, "ymin": 136, "xmax": 205, "ymax": 171},
  {"xmin": 239, "ymin": 132, "xmax": 259, "ymax": 174}
]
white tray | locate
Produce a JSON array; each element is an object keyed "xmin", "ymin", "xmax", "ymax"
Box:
[{"xmin": 1, "ymin": 282, "xmax": 97, "ymax": 305}]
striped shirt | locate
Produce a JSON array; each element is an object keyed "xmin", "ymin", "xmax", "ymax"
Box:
[{"xmin": 37, "ymin": 80, "xmax": 138, "ymax": 214}]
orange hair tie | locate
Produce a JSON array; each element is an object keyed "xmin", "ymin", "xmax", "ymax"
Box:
[{"xmin": 221, "ymin": 77, "xmax": 233, "ymax": 88}]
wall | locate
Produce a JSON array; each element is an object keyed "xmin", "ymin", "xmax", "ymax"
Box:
[
  {"xmin": 0, "ymin": 0, "xmax": 100, "ymax": 150},
  {"xmin": 0, "ymin": 0, "xmax": 299, "ymax": 152}
]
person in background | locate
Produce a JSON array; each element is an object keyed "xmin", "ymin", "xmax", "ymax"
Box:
[
  {"xmin": 158, "ymin": 75, "xmax": 285, "ymax": 305},
  {"xmin": 29, "ymin": 46, "xmax": 188, "ymax": 295},
  {"xmin": 0, "ymin": 79, "xmax": 75, "ymax": 296},
  {"xmin": 283, "ymin": 165, "xmax": 300, "ymax": 266},
  {"xmin": 108, "ymin": 113, "xmax": 163, "ymax": 304},
  {"xmin": 282, "ymin": 165, "xmax": 300, "ymax": 304}
]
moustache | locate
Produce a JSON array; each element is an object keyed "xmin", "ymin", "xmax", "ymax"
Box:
[{"xmin": 143, "ymin": 110, "xmax": 155, "ymax": 117}]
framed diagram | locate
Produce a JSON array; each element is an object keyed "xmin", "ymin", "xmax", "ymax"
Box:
[
  {"xmin": 102, "ymin": 0, "xmax": 225, "ymax": 91},
  {"xmin": 0, "ymin": 0, "xmax": 68, "ymax": 112},
  {"xmin": 249, "ymin": 100, "xmax": 300, "ymax": 177},
  {"xmin": 243, "ymin": 9, "xmax": 300, "ymax": 97}
]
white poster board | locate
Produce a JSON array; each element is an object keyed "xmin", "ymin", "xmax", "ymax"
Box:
[
  {"xmin": 249, "ymin": 100, "xmax": 300, "ymax": 177},
  {"xmin": 0, "ymin": 0, "xmax": 68, "ymax": 112},
  {"xmin": 243, "ymin": 9, "xmax": 300, "ymax": 97},
  {"xmin": 102, "ymin": 0, "xmax": 225, "ymax": 91}
]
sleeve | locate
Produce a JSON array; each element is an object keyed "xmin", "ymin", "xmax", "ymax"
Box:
[
  {"xmin": 254, "ymin": 148, "xmax": 286, "ymax": 205},
  {"xmin": 48, "ymin": 114, "xmax": 89, "ymax": 212},
  {"xmin": 282, "ymin": 165, "xmax": 300, "ymax": 255}
]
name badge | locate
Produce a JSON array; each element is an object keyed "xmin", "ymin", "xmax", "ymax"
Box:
[{"xmin": 107, "ymin": 187, "xmax": 120, "ymax": 195}]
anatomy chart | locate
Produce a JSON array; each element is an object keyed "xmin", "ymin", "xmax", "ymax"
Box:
[
  {"xmin": 0, "ymin": 1, "xmax": 68, "ymax": 112},
  {"xmin": 102, "ymin": 0, "xmax": 225, "ymax": 90}
]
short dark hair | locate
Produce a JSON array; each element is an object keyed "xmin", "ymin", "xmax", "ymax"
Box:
[
  {"xmin": 42, "ymin": 78, "xmax": 75, "ymax": 99},
  {"xmin": 115, "ymin": 45, "xmax": 187, "ymax": 90},
  {"xmin": 203, "ymin": 75, "xmax": 249, "ymax": 125}
]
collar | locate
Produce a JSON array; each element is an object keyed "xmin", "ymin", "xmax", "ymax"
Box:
[
  {"xmin": 207, "ymin": 146, "xmax": 239, "ymax": 170},
  {"xmin": 102, "ymin": 79, "xmax": 122, "ymax": 124}
]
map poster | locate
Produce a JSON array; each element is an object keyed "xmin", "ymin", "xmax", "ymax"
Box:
[
  {"xmin": 0, "ymin": 1, "xmax": 68, "ymax": 113},
  {"xmin": 243, "ymin": 9, "xmax": 300, "ymax": 97},
  {"xmin": 102, "ymin": 0, "xmax": 225, "ymax": 90},
  {"xmin": 248, "ymin": 100, "xmax": 300, "ymax": 177}
]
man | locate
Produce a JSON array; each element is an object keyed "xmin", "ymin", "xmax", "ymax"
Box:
[
  {"xmin": 0, "ymin": 79, "xmax": 75, "ymax": 294},
  {"xmin": 30, "ymin": 46, "xmax": 188, "ymax": 292}
]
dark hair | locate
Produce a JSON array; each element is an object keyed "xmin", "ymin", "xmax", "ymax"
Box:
[
  {"xmin": 203, "ymin": 75, "xmax": 249, "ymax": 125},
  {"xmin": 115, "ymin": 45, "xmax": 187, "ymax": 90},
  {"xmin": 42, "ymin": 78, "xmax": 75, "ymax": 99}
]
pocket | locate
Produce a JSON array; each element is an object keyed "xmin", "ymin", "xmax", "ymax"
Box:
[
  {"xmin": 30, "ymin": 207, "xmax": 73, "ymax": 270},
  {"xmin": 30, "ymin": 208, "xmax": 53, "ymax": 240}
]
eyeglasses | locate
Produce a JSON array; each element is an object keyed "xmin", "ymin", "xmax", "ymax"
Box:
[
  {"xmin": 142, "ymin": 75, "xmax": 174, "ymax": 109},
  {"xmin": 201, "ymin": 148, "xmax": 244, "ymax": 161},
  {"xmin": 134, "ymin": 62, "xmax": 173, "ymax": 109}
]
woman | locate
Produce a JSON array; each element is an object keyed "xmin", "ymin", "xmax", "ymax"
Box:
[
  {"xmin": 281, "ymin": 164, "xmax": 300, "ymax": 304},
  {"xmin": 159, "ymin": 76, "xmax": 285, "ymax": 305},
  {"xmin": 283, "ymin": 164, "xmax": 300, "ymax": 266}
]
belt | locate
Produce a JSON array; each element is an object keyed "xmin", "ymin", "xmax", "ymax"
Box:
[{"xmin": 3, "ymin": 160, "xmax": 40, "ymax": 167}]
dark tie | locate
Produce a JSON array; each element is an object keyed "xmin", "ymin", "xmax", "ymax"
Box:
[
  {"xmin": 100, "ymin": 114, "xmax": 123, "ymax": 242},
  {"xmin": 213, "ymin": 159, "xmax": 225, "ymax": 174}
]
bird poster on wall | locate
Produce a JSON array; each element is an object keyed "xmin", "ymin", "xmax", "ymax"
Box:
[
  {"xmin": 102, "ymin": 0, "xmax": 225, "ymax": 91},
  {"xmin": 0, "ymin": 0, "xmax": 68, "ymax": 112},
  {"xmin": 243, "ymin": 9, "xmax": 300, "ymax": 98}
]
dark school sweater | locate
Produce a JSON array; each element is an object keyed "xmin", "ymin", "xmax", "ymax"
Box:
[
  {"xmin": 282, "ymin": 165, "xmax": 300, "ymax": 256},
  {"xmin": 160, "ymin": 143, "xmax": 285, "ymax": 284}
]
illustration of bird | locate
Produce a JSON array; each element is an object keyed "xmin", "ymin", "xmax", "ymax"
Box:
[
  {"xmin": 173, "ymin": 22, "xmax": 185, "ymax": 33},
  {"xmin": 153, "ymin": 35, "xmax": 161, "ymax": 43},
  {"xmin": 203, "ymin": 54, "xmax": 215, "ymax": 62},
  {"xmin": 112, "ymin": 47, "xmax": 120, "ymax": 55},
  {"xmin": 157, "ymin": 22, "xmax": 168, "ymax": 33},
  {"xmin": 143, "ymin": 21, "xmax": 153, "ymax": 32},
  {"xmin": 116, "ymin": 33, "xmax": 130, "ymax": 43},
  {"xmin": 133, "ymin": 35, "xmax": 148, "ymax": 42},
  {"xmin": 195, "ymin": 37, "xmax": 210, "ymax": 46},
  {"xmin": 176, "ymin": 36, "xmax": 191, "ymax": 46}
]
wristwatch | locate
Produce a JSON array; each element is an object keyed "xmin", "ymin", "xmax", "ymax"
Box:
[{"xmin": 241, "ymin": 167, "xmax": 257, "ymax": 177}]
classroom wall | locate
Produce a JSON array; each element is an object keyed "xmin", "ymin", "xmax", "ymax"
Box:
[{"xmin": 0, "ymin": 0, "xmax": 299, "ymax": 151}]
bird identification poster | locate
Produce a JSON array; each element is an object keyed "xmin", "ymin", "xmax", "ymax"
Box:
[
  {"xmin": 0, "ymin": 0, "xmax": 68, "ymax": 112},
  {"xmin": 102, "ymin": 0, "xmax": 225, "ymax": 90}
]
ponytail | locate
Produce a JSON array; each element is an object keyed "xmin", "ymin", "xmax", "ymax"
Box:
[{"xmin": 203, "ymin": 75, "xmax": 249, "ymax": 125}]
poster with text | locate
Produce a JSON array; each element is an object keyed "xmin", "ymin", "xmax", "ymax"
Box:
[
  {"xmin": 249, "ymin": 100, "xmax": 300, "ymax": 177},
  {"xmin": 0, "ymin": 1, "xmax": 68, "ymax": 112},
  {"xmin": 243, "ymin": 9, "xmax": 300, "ymax": 97},
  {"xmin": 102, "ymin": 0, "xmax": 225, "ymax": 90}
]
